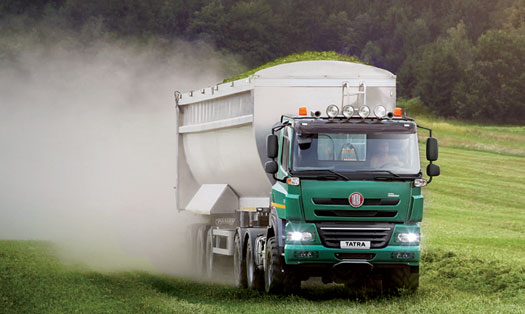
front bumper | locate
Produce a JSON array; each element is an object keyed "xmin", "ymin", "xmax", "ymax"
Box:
[{"xmin": 284, "ymin": 244, "xmax": 420, "ymax": 266}]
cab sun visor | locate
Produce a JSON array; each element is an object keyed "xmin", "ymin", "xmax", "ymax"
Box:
[
  {"xmin": 297, "ymin": 134, "xmax": 312, "ymax": 149},
  {"xmin": 295, "ymin": 121, "xmax": 417, "ymax": 135}
]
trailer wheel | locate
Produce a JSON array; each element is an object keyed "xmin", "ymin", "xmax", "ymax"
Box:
[
  {"xmin": 264, "ymin": 236, "xmax": 284, "ymax": 294},
  {"xmin": 234, "ymin": 233, "xmax": 247, "ymax": 288},
  {"xmin": 246, "ymin": 239, "xmax": 264, "ymax": 290},
  {"xmin": 205, "ymin": 228, "xmax": 214, "ymax": 279},
  {"xmin": 383, "ymin": 266, "xmax": 419, "ymax": 294}
]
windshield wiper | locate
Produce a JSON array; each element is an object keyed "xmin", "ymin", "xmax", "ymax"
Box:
[
  {"xmin": 294, "ymin": 169, "xmax": 349, "ymax": 181},
  {"xmin": 362, "ymin": 170, "xmax": 421, "ymax": 180},
  {"xmin": 355, "ymin": 170, "xmax": 400, "ymax": 177}
]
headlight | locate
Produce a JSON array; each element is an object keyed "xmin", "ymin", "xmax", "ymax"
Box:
[
  {"xmin": 358, "ymin": 105, "xmax": 370, "ymax": 118},
  {"xmin": 287, "ymin": 231, "xmax": 313, "ymax": 242},
  {"xmin": 326, "ymin": 105, "xmax": 339, "ymax": 118},
  {"xmin": 342, "ymin": 105, "xmax": 354, "ymax": 118},
  {"xmin": 397, "ymin": 232, "xmax": 420, "ymax": 243},
  {"xmin": 374, "ymin": 105, "xmax": 386, "ymax": 118}
]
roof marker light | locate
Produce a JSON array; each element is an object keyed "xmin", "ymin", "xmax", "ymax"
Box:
[
  {"xmin": 299, "ymin": 107, "xmax": 307, "ymax": 116},
  {"xmin": 394, "ymin": 107, "xmax": 403, "ymax": 117}
]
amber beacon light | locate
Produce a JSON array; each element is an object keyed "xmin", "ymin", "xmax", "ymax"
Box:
[
  {"xmin": 393, "ymin": 107, "xmax": 403, "ymax": 117},
  {"xmin": 299, "ymin": 107, "xmax": 308, "ymax": 116}
]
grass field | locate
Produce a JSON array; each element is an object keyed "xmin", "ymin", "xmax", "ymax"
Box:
[{"xmin": 1, "ymin": 118, "xmax": 524, "ymax": 313}]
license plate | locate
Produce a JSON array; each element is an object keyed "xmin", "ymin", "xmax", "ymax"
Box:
[{"xmin": 340, "ymin": 241, "xmax": 371, "ymax": 249}]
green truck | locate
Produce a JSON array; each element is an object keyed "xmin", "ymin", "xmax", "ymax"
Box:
[{"xmin": 175, "ymin": 60, "xmax": 440, "ymax": 293}]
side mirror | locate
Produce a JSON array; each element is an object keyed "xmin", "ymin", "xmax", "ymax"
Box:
[
  {"xmin": 426, "ymin": 137, "xmax": 438, "ymax": 161},
  {"xmin": 427, "ymin": 164, "xmax": 440, "ymax": 177},
  {"xmin": 265, "ymin": 160, "xmax": 278, "ymax": 174},
  {"xmin": 267, "ymin": 134, "xmax": 278, "ymax": 158}
]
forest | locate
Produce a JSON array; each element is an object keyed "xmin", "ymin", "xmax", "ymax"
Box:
[{"xmin": 1, "ymin": 0, "xmax": 524, "ymax": 124}]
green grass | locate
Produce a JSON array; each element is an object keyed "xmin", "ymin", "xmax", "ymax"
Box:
[
  {"xmin": 401, "ymin": 97, "xmax": 525, "ymax": 156},
  {"xmin": 223, "ymin": 51, "xmax": 363, "ymax": 83},
  {"xmin": 1, "ymin": 118, "xmax": 525, "ymax": 313}
]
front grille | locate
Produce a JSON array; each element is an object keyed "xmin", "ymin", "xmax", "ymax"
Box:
[
  {"xmin": 313, "ymin": 198, "xmax": 399, "ymax": 206},
  {"xmin": 314, "ymin": 210, "xmax": 397, "ymax": 217},
  {"xmin": 316, "ymin": 222, "xmax": 394, "ymax": 249}
]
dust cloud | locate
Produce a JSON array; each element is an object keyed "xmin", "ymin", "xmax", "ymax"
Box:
[{"xmin": 0, "ymin": 36, "xmax": 242, "ymax": 275}]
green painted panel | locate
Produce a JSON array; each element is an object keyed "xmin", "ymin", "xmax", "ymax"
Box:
[
  {"xmin": 300, "ymin": 180, "xmax": 412, "ymax": 222},
  {"xmin": 271, "ymin": 182, "xmax": 303, "ymax": 220},
  {"xmin": 409, "ymin": 195, "xmax": 424, "ymax": 222}
]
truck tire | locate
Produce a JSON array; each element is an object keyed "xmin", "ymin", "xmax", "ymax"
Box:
[
  {"xmin": 264, "ymin": 236, "xmax": 284, "ymax": 294},
  {"xmin": 246, "ymin": 239, "xmax": 264, "ymax": 290},
  {"xmin": 383, "ymin": 266, "xmax": 419, "ymax": 294},
  {"xmin": 205, "ymin": 228, "xmax": 214, "ymax": 279},
  {"xmin": 234, "ymin": 233, "xmax": 247, "ymax": 288}
]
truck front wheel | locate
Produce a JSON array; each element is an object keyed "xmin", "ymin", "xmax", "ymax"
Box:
[
  {"xmin": 264, "ymin": 236, "xmax": 284, "ymax": 293},
  {"xmin": 234, "ymin": 233, "xmax": 247, "ymax": 288}
]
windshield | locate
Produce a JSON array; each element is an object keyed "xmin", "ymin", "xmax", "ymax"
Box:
[{"xmin": 291, "ymin": 132, "xmax": 420, "ymax": 175}]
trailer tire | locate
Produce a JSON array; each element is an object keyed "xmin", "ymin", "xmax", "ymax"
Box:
[
  {"xmin": 246, "ymin": 239, "xmax": 264, "ymax": 290},
  {"xmin": 383, "ymin": 266, "xmax": 419, "ymax": 294},
  {"xmin": 205, "ymin": 228, "xmax": 214, "ymax": 279},
  {"xmin": 234, "ymin": 233, "xmax": 247, "ymax": 288},
  {"xmin": 264, "ymin": 236, "xmax": 284, "ymax": 294}
]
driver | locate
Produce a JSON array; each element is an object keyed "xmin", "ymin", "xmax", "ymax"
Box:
[
  {"xmin": 319, "ymin": 142, "xmax": 334, "ymax": 160},
  {"xmin": 370, "ymin": 141, "xmax": 402, "ymax": 168}
]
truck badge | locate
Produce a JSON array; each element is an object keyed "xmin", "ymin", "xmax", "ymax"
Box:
[{"xmin": 349, "ymin": 192, "xmax": 364, "ymax": 207}]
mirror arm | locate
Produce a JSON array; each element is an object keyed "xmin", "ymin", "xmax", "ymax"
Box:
[
  {"xmin": 272, "ymin": 121, "xmax": 291, "ymax": 134},
  {"xmin": 417, "ymin": 124, "xmax": 432, "ymax": 138}
]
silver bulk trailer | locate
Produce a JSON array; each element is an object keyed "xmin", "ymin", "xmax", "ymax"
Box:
[{"xmin": 175, "ymin": 60, "xmax": 396, "ymax": 268}]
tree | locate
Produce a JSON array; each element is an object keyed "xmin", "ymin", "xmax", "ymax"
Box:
[
  {"xmin": 454, "ymin": 30, "xmax": 525, "ymax": 123},
  {"xmin": 415, "ymin": 47, "xmax": 462, "ymax": 116}
]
